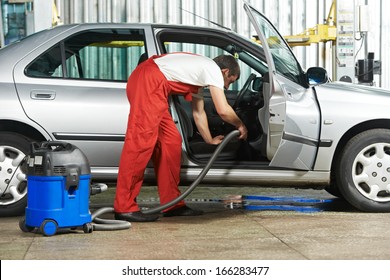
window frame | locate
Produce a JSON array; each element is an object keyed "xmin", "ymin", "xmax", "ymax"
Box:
[{"xmin": 24, "ymin": 28, "xmax": 148, "ymax": 83}]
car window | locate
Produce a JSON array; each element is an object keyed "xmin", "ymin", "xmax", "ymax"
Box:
[
  {"xmin": 246, "ymin": 6, "xmax": 303, "ymax": 84},
  {"xmin": 25, "ymin": 29, "xmax": 147, "ymax": 82}
]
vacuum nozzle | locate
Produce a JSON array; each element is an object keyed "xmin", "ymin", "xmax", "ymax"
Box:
[{"xmin": 90, "ymin": 183, "xmax": 108, "ymax": 195}]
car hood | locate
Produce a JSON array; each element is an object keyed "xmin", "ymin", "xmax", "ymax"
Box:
[
  {"xmin": 316, "ymin": 81, "xmax": 390, "ymax": 98},
  {"xmin": 314, "ymin": 81, "xmax": 390, "ymax": 133}
]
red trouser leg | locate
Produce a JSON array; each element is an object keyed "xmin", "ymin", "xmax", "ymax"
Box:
[
  {"xmin": 114, "ymin": 61, "xmax": 167, "ymax": 213},
  {"xmin": 152, "ymin": 110, "xmax": 185, "ymax": 212},
  {"xmin": 114, "ymin": 60, "xmax": 185, "ymax": 213},
  {"xmin": 114, "ymin": 123, "xmax": 157, "ymax": 212},
  {"xmin": 115, "ymin": 110, "xmax": 185, "ymax": 213}
]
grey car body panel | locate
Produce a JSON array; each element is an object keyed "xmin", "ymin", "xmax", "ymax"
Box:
[
  {"xmin": 91, "ymin": 165, "xmax": 330, "ymax": 186},
  {"xmin": 314, "ymin": 82, "xmax": 390, "ymax": 171},
  {"xmin": 0, "ymin": 26, "xmax": 78, "ymax": 137},
  {"xmin": 13, "ymin": 78, "xmax": 128, "ymax": 166},
  {"xmin": 269, "ymin": 74, "xmax": 320, "ymax": 170}
]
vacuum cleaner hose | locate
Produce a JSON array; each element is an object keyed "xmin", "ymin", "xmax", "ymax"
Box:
[
  {"xmin": 90, "ymin": 129, "xmax": 240, "ymax": 229},
  {"xmin": 142, "ymin": 129, "xmax": 240, "ymax": 215},
  {"xmin": 91, "ymin": 207, "xmax": 131, "ymax": 231}
]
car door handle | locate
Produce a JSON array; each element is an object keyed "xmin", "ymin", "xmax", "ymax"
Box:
[{"xmin": 30, "ymin": 90, "xmax": 56, "ymax": 100}]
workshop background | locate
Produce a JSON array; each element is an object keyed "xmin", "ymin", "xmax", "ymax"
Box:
[{"xmin": 0, "ymin": 0, "xmax": 387, "ymax": 87}]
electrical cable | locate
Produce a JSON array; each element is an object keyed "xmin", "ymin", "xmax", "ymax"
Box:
[{"xmin": 355, "ymin": 32, "xmax": 366, "ymax": 60}]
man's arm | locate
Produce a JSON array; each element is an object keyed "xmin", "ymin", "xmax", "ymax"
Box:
[
  {"xmin": 192, "ymin": 91, "xmax": 225, "ymax": 145},
  {"xmin": 208, "ymin": 85, "xmax": 248, "ymax": 140}
]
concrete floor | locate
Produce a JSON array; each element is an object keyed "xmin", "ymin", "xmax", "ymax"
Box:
[{"xmin": 2, "ymin": 185, "xmax": 390, "ymax": 260}]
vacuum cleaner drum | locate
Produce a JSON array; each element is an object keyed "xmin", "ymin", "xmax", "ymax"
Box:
[{"xmin": 20, "ymin": 141, "xmax": 93, "ymax": 236}]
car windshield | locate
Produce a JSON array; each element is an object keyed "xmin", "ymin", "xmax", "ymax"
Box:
[{"xmin": 246, "ymin": 5, "xmax": 303, "ymax": 84}]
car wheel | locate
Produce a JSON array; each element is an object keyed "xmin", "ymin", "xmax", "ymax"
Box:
[
  {"xmin": 325, "ymin": 184, "xmax": 343, "ymax": 198},
  {"xmin": 0, "ymin": 132, "xmax": 30, "ymax": 217},
  {"xmin": 336, "ymin": 129, "xmax": 390, "ymax": 212}
]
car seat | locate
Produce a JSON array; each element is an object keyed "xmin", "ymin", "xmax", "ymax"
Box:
[
  {"xmin": 174, "ymin": 100, "xmax": 241, "ymax": 160},
  {"xmin": 138, "ymin": 52, "xmax": 148, "ymax": 65}
]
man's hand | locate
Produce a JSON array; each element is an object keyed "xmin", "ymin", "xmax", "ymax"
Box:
[
  {"xmin": 207, "ymin": 135, "xmax": 224, "ymax": 145},
  {"xmin": 209, "ymin": 85, "xmax": 248, "ymax": 141},
  {"xmin": 237, "ymin": 124, "xmax": 248, "ymax": 140}
]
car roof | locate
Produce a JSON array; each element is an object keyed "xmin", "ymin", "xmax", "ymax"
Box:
[
  {"xmin": 0, "ymin": 22, "xmax": 235, "ymax": 75},
  {"xmin": 0, "ymin": 22, "xmax": 231, "ymax": 54}
]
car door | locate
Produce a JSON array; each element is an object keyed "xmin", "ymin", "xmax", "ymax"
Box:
[
  {"xmin": 13, "ymin": 26, "xmax": 155, "ymax": 168},
  {"xmin": 244, "ymin": 3, "xmax": 321, "ymax": 170}
]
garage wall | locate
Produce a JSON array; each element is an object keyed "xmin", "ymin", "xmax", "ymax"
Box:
[{"xmin": 53, "ymin": 0, "xmax": 388, "ymax": 89}]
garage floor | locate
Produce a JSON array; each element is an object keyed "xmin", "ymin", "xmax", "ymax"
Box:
[{"xmin": 2, "ymin": 185, "xmax": 390, "ymax": 260}]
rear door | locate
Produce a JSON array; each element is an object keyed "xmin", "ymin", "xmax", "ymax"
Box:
[
  {"xmin": 13, "ymin": 26, "xmax": 155, "ymax": 167},
  {"xmin": 244, "ymin": 3, "xmax": 321, "ymax": 170}
]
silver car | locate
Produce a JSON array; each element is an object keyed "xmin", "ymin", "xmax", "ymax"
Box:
[{"xmin": 1, "ymin": 3, "xmax": 390, "ymax": 216}]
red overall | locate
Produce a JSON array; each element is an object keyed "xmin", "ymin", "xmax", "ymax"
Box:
[{"xmin": 114, "ymin": 56, "xmax": 200, "ymax": 213}]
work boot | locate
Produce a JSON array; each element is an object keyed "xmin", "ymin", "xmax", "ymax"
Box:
[
  {"xmin": 114, "ymin": 211, "xmax": 159, "ymax": 222},
  {"xmin": 163, "ymin": 205, "xmax": 203, "ymax": 217}
]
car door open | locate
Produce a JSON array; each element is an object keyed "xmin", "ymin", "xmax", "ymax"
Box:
[{"xmin": 244, "ymin": 2, "xmax": 321, "ymax": 170}]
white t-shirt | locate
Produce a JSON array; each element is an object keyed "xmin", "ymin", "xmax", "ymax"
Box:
[{"xmin": 153, "ymin": 53, "xmax": 224, "ymax": 90}]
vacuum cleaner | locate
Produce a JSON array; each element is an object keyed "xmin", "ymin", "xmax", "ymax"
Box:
[
  {"xmin": 19, "ymin": 130, "xmax": 240, "ymax": 236},
  {"xmin": 18, "ymin": 141, "xmax": 130, "ymax": 236}
]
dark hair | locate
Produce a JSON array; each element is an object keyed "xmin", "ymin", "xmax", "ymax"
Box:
[{"xmin": 213, "ymin": 55, "xmax": 240, "ymax": 79}]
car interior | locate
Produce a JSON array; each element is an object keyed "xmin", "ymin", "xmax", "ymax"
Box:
[{"xmin": 156, "ymin": 28, "xmax": 271, "ymax": 166}]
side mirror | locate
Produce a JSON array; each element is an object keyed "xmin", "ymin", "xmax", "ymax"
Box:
[
  {"xmin": 306, "ymin": 67, "xmax": 328, "ymax": 85},
  {"xmin": 252, "ymin": 77, "xmax": 263, "ymax": 91}
]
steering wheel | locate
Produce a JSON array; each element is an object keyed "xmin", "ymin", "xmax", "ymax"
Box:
[{"xmin": 233, "ymin": 73, "xmax": 257, "ymax": 110}]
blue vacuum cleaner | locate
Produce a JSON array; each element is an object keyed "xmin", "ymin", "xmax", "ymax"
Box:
[
  {"xmin": 19, "ymin": 141, "xmax": 131, "ymax": 236},
  {"xmin": 19, "ymin": 141, "xmax": 94, "ymax": 236},
  {"xmin": 19, "ymin": 130, "xmax": 241, "ymax": 235}
]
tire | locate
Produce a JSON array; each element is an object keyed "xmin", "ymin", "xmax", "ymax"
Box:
[
  {"xmin": 325, "ymin": 184, "xmax": 344, "ymax": 198},
  {"xmin": 0, "ymin": 132, "xmax": 31, "ymax": 217},
  {"xmin": 336, "ymin": 129, "xmax": 390, "ymax": 212}
]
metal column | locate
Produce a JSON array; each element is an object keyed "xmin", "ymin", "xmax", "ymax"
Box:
[
  {"xmin": 34, "ymin": 0, "xmax": 52, "ymax": 32},
  {"xmin": 0, "ymin": 0, "xmax": 4, "ymax": 48},
  {"xmin": 334, "ymin": 0, "xmax": 356, "ymax": 82}
]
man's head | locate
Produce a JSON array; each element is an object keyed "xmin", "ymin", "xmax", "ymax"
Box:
[{"xmin": 213, "ymin": 55, "xmax": 240, "ymax": 90}]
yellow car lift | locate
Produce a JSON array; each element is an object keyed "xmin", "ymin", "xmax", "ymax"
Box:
[{"xmin": 284, "ymin": 0, "xmax": 337, "ymax": 47}]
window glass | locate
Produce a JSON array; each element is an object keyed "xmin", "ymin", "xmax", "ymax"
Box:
[
  {"xmin": 247, "ymin": 6, "xmax": 302, "ymax": 84},
  {"xmin": 26, "ymin": 29, "xmax": 146, "ymax": 82},
  {"xmin": 26, "ymin": 44, "xmax": 62, "ymax": 77}
]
